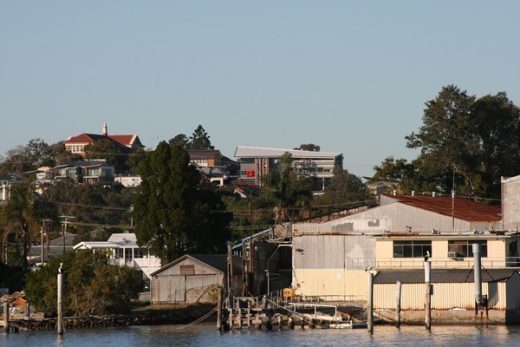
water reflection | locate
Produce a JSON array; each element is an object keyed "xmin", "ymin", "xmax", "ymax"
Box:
[{"xmin": 2, "ymin": 324, "xmax": 520, "ymax": 347}]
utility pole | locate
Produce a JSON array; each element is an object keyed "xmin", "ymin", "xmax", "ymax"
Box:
[
  {"xmin": 40, "ymin": 219, "xmax": 51, "ymax": 265},
  {"xmin": 59, "ymin": 216, "xmax": 75, "ymax": 256}
]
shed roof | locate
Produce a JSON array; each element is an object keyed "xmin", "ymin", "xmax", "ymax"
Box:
[
  {"xmin": 374, "ymin": 268, "xmax": 518, "ymax": 284},
  {"xmin": 384, "ymin": 194, "xmax": 501, "ymax": 222},
  {"xmin": 150, "ymin": 254, "xmax": 242, "ymax": 277},
  {"xmin": 234, "ymin": 145, "xmax": 341, "ymax": 159}
]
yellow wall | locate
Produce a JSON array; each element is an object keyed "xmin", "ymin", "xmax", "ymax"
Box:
[
  {"xmin": 294, "ymin": 269, "xmax": 367, "ymax": 300},
  {"xmin": 375, "ymin": 238, "xmax": 508, "ymax": 269}
]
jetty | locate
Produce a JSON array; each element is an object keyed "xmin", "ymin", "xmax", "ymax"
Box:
[{"xmin": 218, "ymin": 293, "xmax": 367, "ymax": 331}]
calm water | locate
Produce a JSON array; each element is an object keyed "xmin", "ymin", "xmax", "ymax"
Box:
[{"xmin": 2, "ymin": 323, "xmax": 520, "ymax": 347}]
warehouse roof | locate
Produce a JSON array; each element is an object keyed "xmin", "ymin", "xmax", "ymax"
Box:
[{"xmin": 383, "ymin": 194, "xmax": 501, "ymax": 222}]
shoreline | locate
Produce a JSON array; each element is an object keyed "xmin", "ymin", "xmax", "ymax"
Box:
[{"xmin": 6, "ymin": 303, "xmax": 216, "ymax": 332}]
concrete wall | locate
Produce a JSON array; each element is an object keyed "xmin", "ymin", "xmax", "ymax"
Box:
[{"xmin": 502, "ymin": 176, "xmax": 520, "ymax": 231}]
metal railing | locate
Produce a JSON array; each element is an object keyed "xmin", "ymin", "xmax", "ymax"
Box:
[{"xmin": 344, "ymin": 257, "xmax": 520, "ymax": 269}]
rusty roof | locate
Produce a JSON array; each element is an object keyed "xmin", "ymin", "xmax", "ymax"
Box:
[
  {"xmin": 374, "ymin": 268, "xmax": 517, "ymax": 284},
  {"xmin": 385, "ymin": 194, "xmax": 501, "ymax": 222}
]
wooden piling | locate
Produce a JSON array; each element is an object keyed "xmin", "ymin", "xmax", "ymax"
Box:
[
  {"xmin": 367, "ymin": 271, "xmax": 374, "ymax": 334},
  {"xmin": 3, "ymin": 301, "xmax": 9, "ymax": 333},
  {"xmin": 57, "ymin": 263, "xmax": 64, "ymax": 335},
  {"xmin": 217, "ymin": 287, "xmax": 222, "ymax": 331},
  {"xmin": 424, "ymin": 261, "xmax": 431, "ymax": 330},
  {"xmin": 396, "ymin": 281, "xmax": 402, "ymax": 328}
]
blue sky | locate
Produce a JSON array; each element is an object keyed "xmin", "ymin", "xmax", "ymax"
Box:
[{"xmin": 2, "ymin": 1, "xmax": 519, "ymax": 177}]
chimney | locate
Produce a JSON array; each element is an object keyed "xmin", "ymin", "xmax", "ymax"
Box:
[
  {"xmin": 393, "ymin": 190, "xmax": 397, "ymax": 196},
  {"xmin": 102, "ymin": 123, "xmax": 108, "ymax": 136}
]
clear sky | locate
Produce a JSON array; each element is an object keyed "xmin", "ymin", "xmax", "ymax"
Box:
[{"xmin": 2, "ymin": 1, "xmax": 519, "ymax": 177}]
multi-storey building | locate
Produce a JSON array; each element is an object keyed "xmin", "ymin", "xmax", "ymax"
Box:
[{"xmin": 234, "ymin": 145, "xmax": 343, "ymax": 186}]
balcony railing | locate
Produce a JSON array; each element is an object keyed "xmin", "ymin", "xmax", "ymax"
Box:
[{"xmin": 345, "ymin": 257, "xmax": 520, "ymax": 269}]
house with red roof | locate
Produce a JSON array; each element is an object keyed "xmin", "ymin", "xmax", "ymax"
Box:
[{"xmin": 64, "ymin": 123, "xmax": 143, "ymax": 157}]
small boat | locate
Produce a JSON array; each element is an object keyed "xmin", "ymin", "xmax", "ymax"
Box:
[{"xmin": 329, "ymin": 320, "xmax": 368, "ymax": 329}]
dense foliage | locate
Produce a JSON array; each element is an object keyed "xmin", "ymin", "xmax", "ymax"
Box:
[
  {"xmin": 133, "ymin": 141, "xmax": 231, "ymax": 263},
  {"xmin": 25, "ymin": 251, "xmax": 143, "ymax": 317},
  {"xmin": 373, "ymin": 85, "xmax": 520, "ymax": 198}
]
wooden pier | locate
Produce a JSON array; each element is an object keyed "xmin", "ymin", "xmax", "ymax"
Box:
[{"xmin": 219, "ymin": 295, "xmax": 366, "ymax": 332}]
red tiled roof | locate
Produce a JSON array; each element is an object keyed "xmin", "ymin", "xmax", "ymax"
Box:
[
  {"xmin": 65, "ymin": 133, "xmax": 137, "ymax": 146},
  {"xmin": 385, "ymin": 194, "xmax": 501, "ymax": 222},
  {"xmin": 109, "ymin": 135, "xmax": 135, "ymax": 146},
  {"xmin": 65, "ymin": 133, "xmax": 101, "ymax": 143}
]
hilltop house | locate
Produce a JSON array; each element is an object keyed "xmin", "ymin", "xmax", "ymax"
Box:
[{"xmin": 64, "ymin": 123, "xmax": 143, "ymax": 157}]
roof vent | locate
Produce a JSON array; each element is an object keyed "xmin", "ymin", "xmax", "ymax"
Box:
[
  {"xmin": 411, "ymin": 191, "xmax": 415, "ymax": 196},
  {"xmin": 432, "ymin": 192, "xmax": 436, "ymax": 197},
  {"xmin": 393, "ymin": 190, "xmax": 397, "ymax": 196}
]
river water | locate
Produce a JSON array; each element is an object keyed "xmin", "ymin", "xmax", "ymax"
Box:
[{"xmin": 2, "ymin": 323, "xmax": 520, "ymax": 347}]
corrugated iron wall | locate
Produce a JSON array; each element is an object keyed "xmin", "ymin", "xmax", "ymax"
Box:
[{"xmin": 374, "ymin": 282, "xmax": 509, "ymax": 310}]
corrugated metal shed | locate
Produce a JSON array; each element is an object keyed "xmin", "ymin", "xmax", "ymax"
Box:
[{"xmin": 374, "ymin": 268, "xmax": 517, "ymax": 284}]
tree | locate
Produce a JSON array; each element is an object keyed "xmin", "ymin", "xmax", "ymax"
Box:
[
  {"xmin": 471, "ymin": 93, "xmax": 520, "ymax": 197},
  {"xmin": 405, "ymin": 85, "xmax": 520, "ymax": 198},
  {"xmin": 0, "ymin": 183, "xmax": 35, "ymax": 268},
  {"xmin": 295, "ymin": 144, "xmax": 320, "ymax": 151},
  {"xmin": 170, "ymin": 134, "xmax": 190, "ymax": 149},
  {"xmin": 189, "ymin": 125, "xmax": 213, "ymax": 150},
  {"xmin": 84, "ymin": 138, "xmax": 129, "ymax": 172},
  {"xmin": 323, "ymin": 166, "xmax": 368, "ymax": 205},
  {"xmin": 25, "ymin": 138, "xmax": 53, "ymax": 167},
  {"xmin": 260, "ymin": 152, "xmax": 312, "ymax": 222},
  {"xmin": 25, "ymin": 251, "xmax": 143, "ymax": 317},
  {"xmin": 133, "ymin": 141, "xmax": 230, "ymax": 263}
]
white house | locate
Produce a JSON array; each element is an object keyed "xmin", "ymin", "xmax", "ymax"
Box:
[{"xmin": 73, "ymin": 232, "xmax": 161, "ymax": 278}]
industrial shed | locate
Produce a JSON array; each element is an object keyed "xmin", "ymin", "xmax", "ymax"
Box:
[
  {"xmin": 373, "ymin": 269, "xmax": 520, "ymax": 311},
  {"xmin": 150, "ymin": 254, "xmax": 242, "ymax": 305}
]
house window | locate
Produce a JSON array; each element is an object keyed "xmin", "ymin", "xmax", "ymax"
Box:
[
  {"xmin": 393, "ymin": 241, "xmax": 432, "ymax": 258},
  {"xmin": 180, "ymin": 265, "xmax": 195, "ymax": 275},
  {"xmin": 448, "ymin": 240, "xmax": 487, "ymax": 258}
]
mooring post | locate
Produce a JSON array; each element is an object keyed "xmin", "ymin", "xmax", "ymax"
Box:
[
  {"xmin": 367, "ymin": 271, "xmax": 374, "ymax": 334},
  {"xmin": 57, "ymin": 263, "xmax": 64, "ymax": 335},
  {"xmin": 424, "ymin": 261, "xmax": 431, "ymax": 330},
  {"xmin": 396, "ymin": 281, "xmax": 402, "ymax": 328},
  {"xmin": 3, "ymin": 301, "xmax": 9, "ymax": 333},
  {"xmin": 217, "ymin": 286, "xmax": 222, "ymax": 331},
  {"xmin": 25, "ymin": 301, "xmax": 31, "ymax": 320}
]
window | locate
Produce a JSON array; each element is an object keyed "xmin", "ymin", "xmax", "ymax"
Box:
[
  {"xmin": 180, "ymin": 265, "xmax": 195, "ymax": 275},
  {"xmin": 448, "ymin": 240, "xmax": 487, "ymax": 258},
  {"xmin": 393, "ymin": 241, "xmax": 432, "ymax": 258}
]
